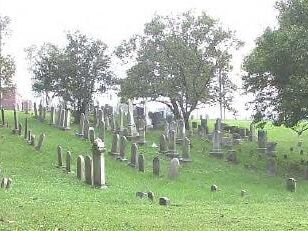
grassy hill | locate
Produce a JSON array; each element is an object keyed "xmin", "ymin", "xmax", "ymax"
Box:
[{"xmin": 0, "ymin": 111, "xmax": 308, "ymax": 230}]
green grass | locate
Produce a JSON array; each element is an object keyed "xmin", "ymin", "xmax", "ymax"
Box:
[{"xmin": 0, "ymin": 111, "xmax": 308, "ymax": 230}]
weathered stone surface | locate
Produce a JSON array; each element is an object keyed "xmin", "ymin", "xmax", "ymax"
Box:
[
  {"xmin": 159, "ymin": 134, "xmax": 168, "ymax": 154},
  {"xmin": 138, "ymin": 154, "xmax": 145, "ymax": 172},
  {"xmin": 92, "ymin": 138, "xmax": 107, "ymax": 188},
  {"xmin": 159, "ymin": 197, "xmax": 170, "ymax": 206},
  {"xmin": 148, "ymin": 191, "xmax": 154, "ymax": 202},
  {"xmin": 267, "ymin": 158, "xmax": 277, "ymax": 176},
  {"xmin": 129, "ymin": 143, "xmax": 138, "ymax": 168},
  {"xmin": 35, "ymin": 133, "xmax": 45, "ymax": 151},
  {"xmin": 167, "ymin": 130, "xmax": 179, "ymax": 158},
  {"xmin": 257, "ymin": 130, "xmax": 267, "ymax": 153},
  {"xmin": 24, "ymin": 118, "xmax": 28, "ymax": 139},
  {"xmin": 57, "ymin": 145, "xmax": 63, "ymax": 167},
  {"xmin": 83, "ymin": 119, "xmax": 89, "ymax": 139},
  {"xmin": 77, "ymin": 113, "xmax": 85, "ymax": 136},
  {"xmin": 176, "ymin": 120, "xmax": 185, "ymax": 143},
  {"xmin": 118, "ymin": 136, "xmax": 127, "ymax": 161},
  {"xmin": 168, "ymin": 158, "xmax": 180, "ymax": 179},
  {"xmin": 85, "ymin": 155, "xmax": 93, "ymax": 185},
  {"xmin": 181, "ymin": 137, "xmax": 192, "ymax": 162},
  {"xmin": 286, "ymin": 178, "xmax": 296, "ymax": 192},
  {"xmin": 30, "ymin": 134, "xmax": 36, "ymax": 146},
  {"xmin": 226, "ymin": 150, "xmax": 237, "ymax": 163},
  {"xmin": 50, "ymin": 107, "xmax": 56, "ymax": 125},
  {"xmin": 211, "ymin": 184, "xmax": 218, "ymax": 192},
  {"xmin": 98, "ymin": 120, "xmax": 105, "ymax": 142},
  {"xmin": 89, "ymin": 127, "xmax": 95, "ymax": 143},
  {"xmin": 153, "ymin": 156, "xmax": 160, "ymax": 176},
  {"xmin": 77, "ymin": 155, "xmax": 85, "ymax": 181},
  {"xmin": 209, "ymin": 131, "xmax": 223, "ymax": 159},
  {"xmin": 66, "ymin": 151, "xmax": 72, "ymax": 173},
  {"xmin": 110, "ymin": 134, "xmax": 120, "ymax": 157}
]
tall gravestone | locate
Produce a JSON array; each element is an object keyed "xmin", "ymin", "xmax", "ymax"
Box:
[
  {"xmin": 50, "ymin": 106, "xmax": 56, "ymax": 125},
  {"xmin": 209, "ymin": 131, "xmax": 223, "ymax": 159},
  {"xmin": 83, "ymin": 119, "xmax": 89, "ymax": 139},
  {"xmin": 24, "ymin": 118, "xmax": 28, "ymax": 139},
  {"xmin": 129, "ymin": 143, "xmax": 138, "ymax": 168},
  {"xmin": 85, "ymin": 155, "xmax": 93, "ymax": 185},
  {"xmin": 164, "ymin": 121, "xmax": 169, "ymax": 140},
  {"xmin": 56, "ymin": 106, "xmax": 62, "ymax": 127},
  {"xmin": 35, "ymin": 133, "xmax": 45, "ymax": 151},
  {"xmin": 117, "ymin": 108, "xmax": 124, "ymax": 132},
  {"xmin": 77, "ymin": 113, "xmax": 85, "ymax": 137},
  {"xmin": 214, "ymin": 118, "xmax": 222, "ymax": 131},
  {"xmin": 159, "ymin": 134, "xmax": 168, "ymax": 154},
  {"xmin": 59, "ymin": 109, "xmax": 66, "ymax": 128},
  {"xmin": 33, "ymin": 102, "xmax": 38, "ymax": 118},
  {"xmin": 126, "ymin": 99, "xmax": 138, "ymax": 140},
  {"xmin": 63, "ymin": 109, "xmax": 71, "ymax": 130},
  {"xmin": 138, "ymin": 154, "xmax": 145, "ymax": 172},
  {"xmin": 137, "ymin": 118, "xmax": 146, "ymax": 145},
  {"xmin": 57, "ymin": 145, "xmax": 63, "ymax": 167},
  {"xmin": 12, "ymin": 108, "xmax": 19, "ymax": 134},
  {"xmin": 92, "ymin": 138, "xmax": 107, "ymax": 188},
  {"xmin": 167, "ymin": 130, "xmax": 178, "ymax": 158},
  {"xmin": 66, "ymin": 151, "xmax": 72, "ymax": 173},
  {"xmin": 110, "ymin": 134, "xmax": 120, "ymax": 157},
  {"xmin": 118, "ymin": 136, "xmax": 127, "ymax": 161},
  {"xmin": 168, "ymin": 158, "xmax": 180, "ymax": 179},
  {"xmin": 153, "ymin": 156, "xmax": 160, "ymax": 176},
  {"xmin": 1, "ymin": 108, "xmax": 5, "ymax": 126},
  {"xmin": 181, "ymin": 137, "xmax": 192, "ymax": 162},
  {"xmin": 176, "ymin": 120, "xmax": 185, "ymax": 144},
  {"xmin": 77, "ymin": 155, "xmax": 85, "ymax": 181},
  {"xmin": 89, "ymin": 127, "xmax": 95, "ymax": 143},
  {"xmin": 98, "ymin": 120, "xmax": 105, "ymax": 142},
  {"xmin": 257, "ymin": 130, "xmax": 267, "ymax": 153}
]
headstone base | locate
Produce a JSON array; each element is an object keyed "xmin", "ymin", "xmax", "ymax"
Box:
[
  {"xmin": 209, "ymin": 150, "xmax": 224, "ymax": 159},
  {"xmin": 166, "ymin": 151, "xmax": 179, "ymax": 158},
  {"xmin": 257, "ymin": 148, "xmax": 267, "ymax": 154}
]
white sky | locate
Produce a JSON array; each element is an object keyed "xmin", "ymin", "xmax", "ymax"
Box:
[{"xmin": 0, "ymin": 0, "xmax": 278, "ymax": 118}]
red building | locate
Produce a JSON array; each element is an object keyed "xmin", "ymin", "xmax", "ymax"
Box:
[{"xmin": 2, "ymin": 87, "xmax": 23, "ymax": 110}]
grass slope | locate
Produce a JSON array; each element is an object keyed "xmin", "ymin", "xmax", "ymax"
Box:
[{"xmin": 0, "ymin": 111, "xmax": 308, "ymax": 230}]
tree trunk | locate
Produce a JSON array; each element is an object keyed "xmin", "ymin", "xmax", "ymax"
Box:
[{"xmin": 183, "ymin": 113, "xmax": 190, "ymax": 130}]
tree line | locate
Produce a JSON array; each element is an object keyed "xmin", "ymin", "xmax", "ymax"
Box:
[{"xmin": 0, "ymin": 0, "xmax": 307, "ymax": 132}]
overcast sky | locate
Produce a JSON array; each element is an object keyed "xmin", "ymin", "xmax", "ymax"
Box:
[{"xmin": 0, "ymin": 0, "xmax": 278, "ymax": 118}]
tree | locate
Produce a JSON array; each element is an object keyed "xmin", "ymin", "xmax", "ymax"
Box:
[
  {"xmin": 116, "ymin": 11, "xmax": 242, "ymax": 129},
  {"xmin": 0, "ymin": 15, "xmax": 15, "ymax": 107},
  {"xmin": 27, "ymin": 31, "xmax": 114, "ymax": 121},
  {"xmin": 243, "ymin": 0, "xmax": 308, "ymax": 134}
]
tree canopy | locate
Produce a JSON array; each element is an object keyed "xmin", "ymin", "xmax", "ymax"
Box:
[
  {"xmin": 243, "ymin": 0, "xmax": 308, "ymax": 132},
  {"xmin": 116, "ymin": 11, "xmax": 242, "ymax": 129},
  {"xmin": 0, "ymin": 15, "xmax": 15, "ymax": 106},
  {"xmin": 26, "ymin": 31, "xmax": 114, "ymax": 121}
]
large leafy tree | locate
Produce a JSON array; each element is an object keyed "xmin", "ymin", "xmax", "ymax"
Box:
[
  {"xmin": 0, "ymin": 15, "xmax": 15, "ymax": 107},
  {"xmin": 27, "ymin": 31, "xmax": 114, "ymax": 121},
  {"xmin": 243, "ymin": 0, "xmax": 308, "ymax": 134},
  {"xmin": 116, "ymin": 11, "xmax": 242, "ymax": 129}
]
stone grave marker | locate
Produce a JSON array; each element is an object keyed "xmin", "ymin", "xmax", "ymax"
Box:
[{"xmin": 77, "ymin": 155, "xmax": 85, "ymax": 181}]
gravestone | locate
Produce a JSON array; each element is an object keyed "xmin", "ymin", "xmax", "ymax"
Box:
[
  {"xmin": 24, "ymin": 118, "xmax": 28, "ymax": 139},
  {"xmin": 59, "ymin": 109, "xmax": 65, "ymax": 128},
  {"xmin": 89, "ymin": 127, "xmax": 95, "ymax": 143},
  {"xmin": 209, "ymin": 131, "xmax": 223, "ymax": 159},
  {"xmin": 77, "ymin": 155, "xmax": 85, "ymax": 181},
  {"xmin": 286, "ymin": 178, "xmax": 296, "ymax": 192},
  {"xmin": 83, "ymin": 119, "xmax": 89, "ymax": 139},
  {"xmin": 159, "ymin": 134, "xmax": 168, "ymax": 154},
  {"xmin": 18, "ymin": 122, "xmax": 22, "ymax": 136},
  {"xmin": 85, "ymin": 155, "xmax": 93, "ymax": 185},
  {"xmin": 159, "ymin": 197, "xmax": 170, "ymax": 206},
  {"xmin": 214, "ymin": 118, "xmax": 222, "ymax": 131},
  {"xmin": 66, "ymin": 151, "xmax": 72, "ymax": 173},
  {"xmin": 97, "ymin": 109, "xmax": 104, "ymax": 128},
  {"xmin": 226, "ymin": 150, "xmax": 237, "ymax": 163},
  {"xmin": 35, "ymin": 133, "xmax": 45, "ymax": 151},
  {"xmin": 56, "ymin": 106, "xmax": 62, "ymax": 126},
  {"xmin": 92, "ymin": 138, "xmax": 107, "ymax": 188},
  {"xmin": 137, "ymin": 118, "xmax": 146, "ymax": 145},
  {"xmin": 181, "ymin": 137, "xmax": 192, "ymax": 162},
  {"xmin": 249, "ymin": 123, "xmax": 256, "ymax": 142},
  {"xmin": 304, "ymin": 164, "xmax": 308, "ymax": 180},
  {"xmin": 63, "ymin": 109, "xmax": 71, "ymax": 130},
  {"xmin": 38, "ymin": 104, "xmax": 43, "ymax": 121},
  {"xmin": 50, "ymin": 106, "xmax": 56, "ymax": 125},
  {"xmin": 138, "ymin": 154, "xmax": 145, "ymax": 172},
  {"xmin": 267, "ymin": 158, "xmax": 277, "ymax": 176},
  {"xmin": 117, "ymin": 108, "xmax": 124, "ymax": 132},
  {"xmin": 1, "ymin": 108, "xmax": 4, "ymax": 126},
  {"xmin": 118, "ymin": 136, "xmax": 127, "ymax": 161},
  {"xmin": 153, "ymin": 156, "xmax": 160, "ymax": 176},
  {"xmin": 176, "ymin": 120, "xmax": 185, "ymax": 144},
  {"xmin": 28, "ymin": 130, "xmax": 32, "ymax": 143},
  {"xmin": 257, "ymin": 130, "xmax": 267, "ymax": 153},
  {"xmin": 42, "ymin": 107, "xmax": 46, "ymax": 121},
  {"xmin": 128, "ymin": 143, "xmax": 138, "ymax": 168},
  {"xmin": 98, "ymin": 120, "xmax": 105, "ymax": 142},
  {"xmin": 168, "ymin": 158, "xmax": 180, "ymax": 179},
  {"xmin": 164, "ymin": 121, "xmax": 169, "ymax": 140},
  {"xmin": 30, "ymin": 134, "xmax": 36, "ymax": 146},
  {"xmin": 167, "ymin": 130, "xmax": 179, "ymax": 158},
  {"xmin": 77, "ymin": 113, "xmax": 85, "ymax": 137},
  {"xmin": 110, "ymin": 134, "xmax": 120, "ymax": 157},
  {"xmin": 57, "ymin": 145, "xmax": 63, "ymax": 167},
  {"xmin": 33, "ymin": 102, "xmax": 38, "ymax": 118},
  {"xmin": 126, "ymin": 99, "xmax": 138, "ymax": 139},
  {"xmin": 266, "ymin": 142, "xmax": 277, "ymax": 157},
  {"xmin": 12, "ymin": 108, "xmax": 19, "ymax": 134}
]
